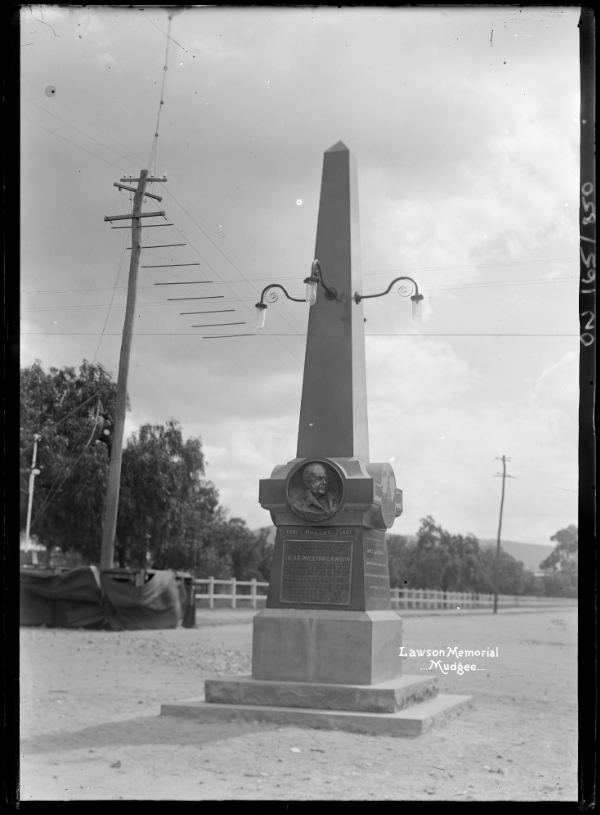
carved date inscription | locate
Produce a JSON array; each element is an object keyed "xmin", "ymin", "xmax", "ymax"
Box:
[
  {"xmin": 364, "ymin": 532, "xmax": 391, "ymax": 596},
  {"xmin": 280, "ymin": 539, "xmax": 353, "ymax": 605}
]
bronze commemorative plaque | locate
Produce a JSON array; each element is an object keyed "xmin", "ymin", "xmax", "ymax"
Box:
[{"xmin": 280, "ymin": 537, "xmax": 353, "ymax": 605}]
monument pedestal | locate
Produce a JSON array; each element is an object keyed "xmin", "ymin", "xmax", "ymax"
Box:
[
  {"xmin": 161, "ymin": 674, "xmax": 473, "ymax": 738},
  {"xmin": 162, "ymin": 598, "xmax": 472, "ymax": 737},
  {"xmin": 161, "ymin": 582, "xmax": 473, "ymax": 735},
  {"xmin": 204, "ymin": 673, "xmax": 437, "ymax": 712},
  {"xmin": 252, "ymin": 609, "xmax": 402, "ymax": 685},
  {"xmin": 161, "ymin": 510, "xmax": 473, "ymax": 736}
]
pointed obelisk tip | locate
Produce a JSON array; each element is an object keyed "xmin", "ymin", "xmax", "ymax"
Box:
[{"xmin": 326, "ymin": 140, "xmax": 349, "ymax": 153}]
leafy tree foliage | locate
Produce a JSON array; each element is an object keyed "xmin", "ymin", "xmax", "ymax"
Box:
[
  {"xmin": 20, "ymin": 360, "xmax": 272, "ymax": 579},
  {"xmin": 115, "ymin": 419, "xmax": 220, "ymax": 569},
  {"xmin": 476, "ymin": 546, "xmax": 537, "ymax": 595},
  {"xmin": 116, "ymin": 424, "xmax": 272, "ymax": 579},
  {"xmin": 540, "ymin": 525, "xmax": 578, "ymax": 573},
  {"xmin": 539, "ymin": 525, "xmax": 578, "ymax": 598},
  {"xmin": 192, "ymin": 521, "xmax": 274, "ymax": 582},
  {"xmin": 386, "ymin": 534, "xmax": 412, "ymax": 589},
  {"xmin": 406, "ymin": 516, "xmax": 453, "ymax": 590},
  {"xmin": 20, "ymin": 360, "xmax": 118, "ymax": 563},
  {"xmin": 387, "ymin": 516, "xmax": 537, "ymax": 596},
  {"xmin": 540, "ymin": 570, "xmax": 577, "ymax": 598}
]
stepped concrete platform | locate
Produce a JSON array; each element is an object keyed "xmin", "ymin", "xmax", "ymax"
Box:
[
  {"xmin": 204, "ymin": 674, "xmax": 438, "ymax": 713},
  {"xmin": 161, "ymin": 692, "xmax": 473, "ymax": 738}
]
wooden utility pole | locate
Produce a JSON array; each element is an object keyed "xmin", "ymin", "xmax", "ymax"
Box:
[
  {"xmin": 100, "ymin": 170, "xmax": 166, "ymax": 569},
  {"xmin": 492, "ymin": 455, "xmax": 516, "ymax": 613}
]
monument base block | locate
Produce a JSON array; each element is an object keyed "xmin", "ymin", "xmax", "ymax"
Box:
[
  {"xmin": 251, "ymin": 609, "xmax": 402, "ymax": 685},
  {"xmin": 205, "ymin": 674, "xmax": 437, "ymax": 713},
  {"xmin": 160, "ymin": 693, "xmax": 474, "ymax": 738}
]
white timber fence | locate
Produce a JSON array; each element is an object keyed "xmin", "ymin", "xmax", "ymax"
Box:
[
  {"xmin": 194, "ymin": 579, "xmax": 576, "ymax": 610},
  {"xmin": 195, "ymin": 577, "xmax": 268, "ymax": 609},
  {"xmin": 389, "ymin": 588, "xmax": 576, "ymax": 610}
]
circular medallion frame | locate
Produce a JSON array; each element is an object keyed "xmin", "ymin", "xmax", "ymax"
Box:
[{"xmin": 286, "ymin": 459, "xmax": 345, "ymax": 523}]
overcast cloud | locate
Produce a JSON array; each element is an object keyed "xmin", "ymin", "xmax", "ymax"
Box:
[{"xmin": 21, "ymin": 6, "xmax": 580, "ymax": 546}]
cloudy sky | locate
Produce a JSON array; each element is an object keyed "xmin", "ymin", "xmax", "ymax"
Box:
[{"xmin": 20, "ymin": 6, "xmax": 581, "ymax": 547}]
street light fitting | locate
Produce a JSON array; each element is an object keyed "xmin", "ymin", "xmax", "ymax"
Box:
[
  {"xmin": 254, "ymin": 284, "xmax": 304, "ymax": 329},
  {"xmin": 304, "ymin": 259, "xmax": 338, "ymax": 303},
  {"xmin": 354, "ymin": 276, "xmax": 424, "ymax": 322},
  {"xmin": 255, "ymin": 259, "xmax": 337, "ymax": 329},
  {"xmin": 256, "ymin": 262, "xmax": 425, "ymax": 329}
]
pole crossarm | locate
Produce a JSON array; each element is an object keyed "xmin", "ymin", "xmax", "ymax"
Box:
[
  {"xmin": 114, "ymin": 182, "xmax": 162, "ymax": 201},
  {"xmin": 168, "ymin": 295, "xmax": 224, "ymax": 301},
  {"xmin": 104, "ymin": 212, "xmax": 166, "ymax": 221},
  {"xmin": 111, "ymin": 224, "xmax": 174, "ymax": 229},
  {"xmin": 141, "ymin": 263, "xmax": 200, "ymax": 268},
  {"xmin": 191, "ymin": 322, "xmax": 245, "ymax": 328},
  {"xmin": 154, "ymin": 281, "xmax": 213, "ymax": 286},
  {"xmin": 130, "ymin": 244, "xmax": 186, "ymax": 249}
]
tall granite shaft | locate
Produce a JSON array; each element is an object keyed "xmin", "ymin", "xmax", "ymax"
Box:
[
  {"xmin": 297, "ymin": 141, "xmax": 369, "ymax": 461},
  {"xmin": 255, "ymin": 141, "xmax": 403, "ymax": 684}
]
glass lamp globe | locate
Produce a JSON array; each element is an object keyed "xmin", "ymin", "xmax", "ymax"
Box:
[
  {"xmin": 255, "ymin": 304, "xmax": 267, "ymax": 329},
  {"xmin": 411, "ymin": 294, "xmax": 423, "ymax": 323},
  {"xmin": 305, "ymin": 278, "xmax": 318, "ymax": 306}
]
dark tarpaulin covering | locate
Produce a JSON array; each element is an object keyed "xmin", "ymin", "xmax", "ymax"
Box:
[
  {"xmin": 20, "ymin": 567, "xmax": 105, "ymax": 628},
  {"xmin": 20, "ymin": 567, "xmax": 194, "ymax": 630},
  {"xmin": 100, "ymin": 570, "xmax": 181, "ymax": 631}
]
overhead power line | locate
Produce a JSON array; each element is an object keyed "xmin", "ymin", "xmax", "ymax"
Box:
[
  {"xmin": 23, "ymin": 96, "xmax": 140, "ymax": 166},
  {"xmin": 22, "ymin": 274, "xmax": 575, "ymax": 298},
  {"xmin": 22, "ymin": 332, "xmax": 579, "ymax": 338},
  {"xmin": 21, "ymin": 75, "xmax": 146, "ymax": 165},
  {"xmin": 147, "ymin": 14, "xmax": 173, "ymax": 174},
  {"xmin": 21, "ymin": 114, "xmax": 127, "ymax": 172}
]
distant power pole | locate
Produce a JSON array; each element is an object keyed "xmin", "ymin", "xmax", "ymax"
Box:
[
  {"xmin": 100, "ymin": 170, "xmax": 167, "ymax": 569},
  {"xmin": 24, "ymin": 434, "xmax": 42, "ymax": 550},
  {"xmin": 492, "ymin": 455, "xmax": 516, "ymax": 613}
]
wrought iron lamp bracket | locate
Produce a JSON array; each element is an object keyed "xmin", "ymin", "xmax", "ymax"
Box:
[
  {"xmin": 305, "ymin": 259, "xmax": 338, "ymax": 300},
  {"xmin": 354, "ymin": 275, "xmax": 422, "ymax": 305},
  {"xmin": 256, "ymin": 283, "xmax": 305, "ymax": 309},
  {"xmin": 255, "ymin": 260, "xmax": 339, "ymax": 329}
]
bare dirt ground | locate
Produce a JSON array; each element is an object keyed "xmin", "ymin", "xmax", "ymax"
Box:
[{"xmin": 19, "ymin": 607, "xmax": 577, "ymax": 801}]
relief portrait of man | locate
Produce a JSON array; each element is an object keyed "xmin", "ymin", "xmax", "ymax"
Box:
[
  {"xmin": 380, "ymin": 468, "xmax": 397, "ymax": 527},
  {"xmin": 288, "ymin": 461, "xmax": 342, "ymax": 522}
]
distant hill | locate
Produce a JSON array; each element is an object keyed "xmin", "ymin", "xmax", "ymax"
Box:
[
  {"xmin": 255, "ymin": 526, "xmax": 553, "ymax": 572},
  {"xmin": 478, "ymin": 539, "xmax": 554, "ymax": 572}
]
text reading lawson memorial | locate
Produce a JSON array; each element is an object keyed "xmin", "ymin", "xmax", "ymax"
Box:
[{"xmin": 162, "ymin": 142, "xmax": 472, "ymax": 735}]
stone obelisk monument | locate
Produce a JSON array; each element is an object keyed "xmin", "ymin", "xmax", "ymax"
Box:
[
  {"xmin": 162, "ymin": 143, "xmax": 471, "ymax": 735},
  {"xmin": 254, "ymin": 141, "xmax": 403, "ymax": 684}
]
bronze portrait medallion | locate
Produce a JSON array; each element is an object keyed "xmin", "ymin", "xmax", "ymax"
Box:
[{"xmin": 286, "ymin": 460, "xmax": 343, "ymax": 523}]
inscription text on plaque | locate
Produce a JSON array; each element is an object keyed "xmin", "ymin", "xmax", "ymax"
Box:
[
  {"xmin": 279, "ymin": 527, "xmax": 356, "ymax": 606},
  {"xmin": 280, "ymin": 537, "xmax": 353, "ymax": 605}
]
